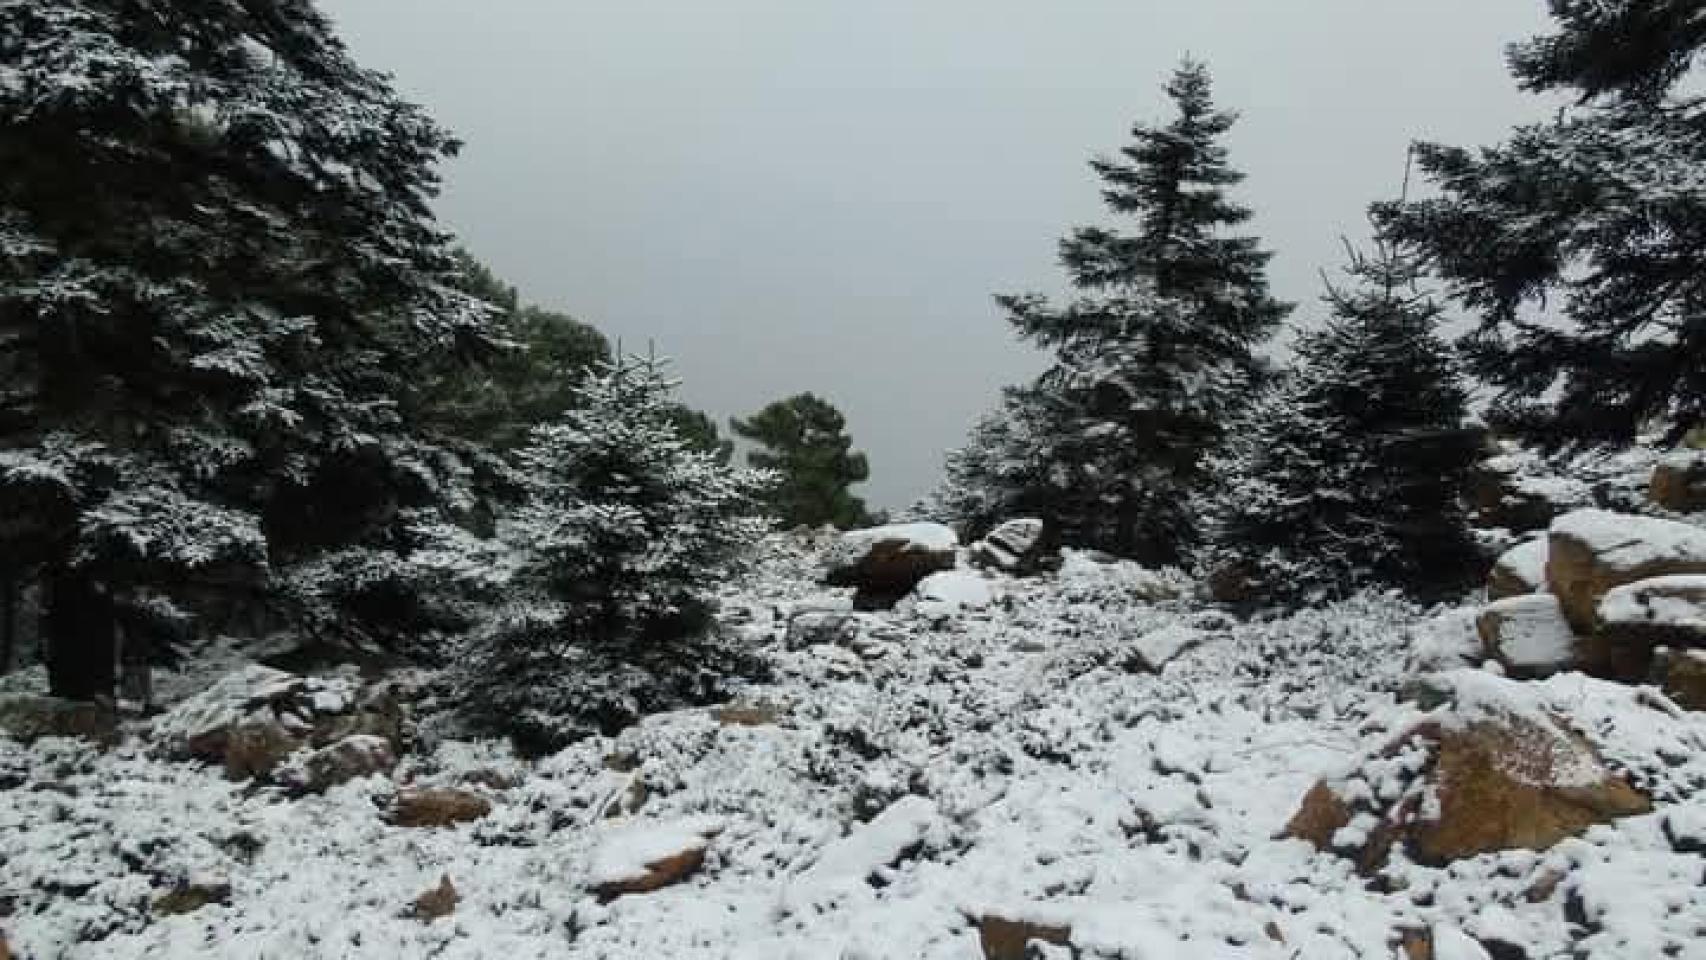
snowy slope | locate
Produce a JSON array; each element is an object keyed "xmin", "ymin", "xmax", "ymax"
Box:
[{"xmin": 1, "ymin": 535, "xmax": 1702, "ymax": 959}]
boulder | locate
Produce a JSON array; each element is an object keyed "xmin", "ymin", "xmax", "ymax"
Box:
[
  {"xmin": 1285, "ymin": 672, "xmax": 1650, "ymax": 873},
  {"xmin": 153, "ymin": 878, "xmax": 232, "ymax": 916},
  {"xmin": 0, "ymin": 694, "xmax": 116, "ymax": 745},
  {"xmin": 1655, "ymin": 647, "xmax": 1706, "ymax": 711},
  {"xmin": 969, "ymin": 518, "xmax": 1056, "ymax": 576},
  {"xmin": 410, "ymin": 874, "xmax": 459, "ymax": 922},
  {"xmin": 588, "ymin": 818, "xmax": 721, "ymax": 901},
  {"xmin": 823, "ymin": 523, "xmax": 958, "ymax": 610},
  {"xmin": 285, "ymin": 734, "xmax": 396, "ymax": 794},
  {"xmin": 1487, "ymin": 538, "xmax": 1547, "ymax": 600},
  {"xmin": 1475, "ymin": 594, "xmax": 1578, "ymax": 678},
  {"xmin": 1469, "ymin": 457, "xmax": 1593, "ymax": 533},
  {"xmin": 784, "ymin": 610, "xmax": 864, "ymax": 650},
  {"xmin": 1546, "ymin": 509, "xmax": 1706, "ymax": 636},
  {"xmin": 1649, "ymin": 450, "xmax": 1706, "ymax": 513},
  {"xmin": 387, "ymin": 787, "xmax": 492, "ymax": 828},
  {"xmin": 905, "ymin": 570, "xmax": 994, "ymax": 618},
  {"xmin": 975, "ymin": 914, "xmax": 1072, "ymax": 960},
  {"xmin": 153, "ymin": 665, "xmax": 404, "ymax": 782},
  {"xmin": 1598, "ymin": 574, "xmax": 1706, "ymax": 650}
]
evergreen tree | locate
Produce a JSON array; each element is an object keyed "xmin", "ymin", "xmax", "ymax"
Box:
[
  {"xmin": 923, "ymin": 394, "xmax": 1052, "ymax": 535},
  {"xmin": 408, "ymin": 250, "xmax": 610, "ymax": 451},
  {"xmin": 1197, "ymin": 231, "xmax": 1481, "ymax": 606},
  {"xmin": 457, "ymin": 356, "xmax": 773, "ymax": 751},
  {"xmin": 996, "ymin": 60, "xmax": 1289, "ymax": 564},
  {"xmin": 0, "ymin": 0, "xmax": 497, "ymax": 696},
  {"xmin": 732, "ymin": 393, "xmax": 872, "ymax": 528},
  {"xmin": 1377, "ymin": 2, "xmax": 1706, "ymax": 446},
  {"xmin": 665, "ymin": 405, "xmax": 735, "ymax": 465}
]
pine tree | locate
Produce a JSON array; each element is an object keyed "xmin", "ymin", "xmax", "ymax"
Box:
[
  {"xmin": 732, "ymin": 393, "xmax": 872, "ymax": 529},
  {"xmin": 997, "ymin": 60, "xmax": 1289, "ymax": 564},
  {"xmin": 923, "ymin": 393, "xmax": 1052, "ymax": 535},
  {"xmin": 0, "ymin": 0, "xmax": 497, "ymax": 696},
  {"xmin": 1197, "ymin": 230, "xmax": 1481, "ymax": 606},
  {"xmin": 1376, "ymin": 2, "xmax": 1706, "ymax": 447},
  {"xmin": 457, "ymin": 356, "xmax": 773, "ymax": 751}
]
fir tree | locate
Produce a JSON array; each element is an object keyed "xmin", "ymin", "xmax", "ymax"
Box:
[
  {"xmin": 1377, "ymin": 3, "xmax": 1706, "ymax": 447},
  {"xmin": 922, "ymin": 393, "xmax": 1053, "ymax": 536},
  {"xmin": 0, "ymin": 0, "xmax": 497, "ymax": 696},
  {"xmin": 1197, "ymin": 229, "xmax": 1481, "ymax": 606},
  {"xmin": 457, "ymin": 356, "xmax": 773, "ymax": 751},
  {"xmin": 997, "ymin": 60, "xmax": 1289, "ymax": 564},
  {"xmin": 732, "ymin": 393, "xmax": 872, "ymax": 529}
]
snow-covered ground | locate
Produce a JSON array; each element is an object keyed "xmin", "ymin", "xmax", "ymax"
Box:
[{"xmin": 2, "ymin": 536, "xmax": 1703, "ymax": 959}]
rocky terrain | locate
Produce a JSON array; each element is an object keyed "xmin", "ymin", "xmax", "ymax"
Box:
[{"xmin": 2, "ymin": 448, "xmax": 1706, "ymax": 959}]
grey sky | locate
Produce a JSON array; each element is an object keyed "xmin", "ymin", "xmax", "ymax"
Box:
[{"xmin": 323, "ymin": 0, "xmax": 1554, "ymax": 510}]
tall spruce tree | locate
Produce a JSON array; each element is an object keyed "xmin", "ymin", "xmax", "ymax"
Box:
[
  {"xmin": 0, "ymin": 0, "xmax": 496, "ymax": 696},
  {"xmin": 997, "ymin": 60, "xmax": 1289, "ymax": 564},
  {"xmin": 1197, "ymin": 228, "xmax": 1481, "ymax": 606},
  {"xmin": 732, "ymin": 393, "xmax": 871, "ymax": 529},
  {"xmin": 456, "ymin": 355, "xmax": 773, "ymax": 751},
  {"xmin": 1377, "ymin": 1, "xmax": 1706, "ymax": 446}
]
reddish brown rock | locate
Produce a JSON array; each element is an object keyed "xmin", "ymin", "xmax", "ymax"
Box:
[
  {"xmin": 592, "ymin": 844, "xmax": 707, "ymax": 902},
  {"xmin": 410, "ymin": 874, "xmax": 459, "ymax": 922},
  {"xmin": 388, "ymin": 787, "xmax": 492, "ymax": 828},
  {"xmin": 976, "ymin": 915, "xmax": 1072, "ymax": 960}
]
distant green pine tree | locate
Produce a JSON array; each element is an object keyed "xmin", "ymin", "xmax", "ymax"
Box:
[{"xmin": 732, "ymin": 394, "xmax": 871, "ymax": 528}]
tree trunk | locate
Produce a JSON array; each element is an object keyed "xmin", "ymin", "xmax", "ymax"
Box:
[
  {"xmin": 0, "ymin": 574, "xmax": 15, "ymax": 675},
  {"xmin": 44, "ymin": 566, "xmax": 117, "ymax": 701}
]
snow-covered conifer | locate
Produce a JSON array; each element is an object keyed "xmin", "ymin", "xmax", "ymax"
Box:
[
  {"xmin": 456, "ymin": 355, "xmax": 773, "ymax": 750},
  {"xmin": 995, "ymin": 60, "xmax": 1289, "ymax": 564},
  {"xmin": 1197, "ymin": 232, "xmax": 1480, "ymax": 606}
]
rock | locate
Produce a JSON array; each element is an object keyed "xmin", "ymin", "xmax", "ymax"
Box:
[
  {"xmin": 0, "ymin": 695, "xmax": 116, "ymax": 745},
  {"xmin": 802, "ymin": 796, "xmax": 935, "ymax": 890},
  {"xmin": 387, "ymin": 787, "xmax": 492, "ymax": 828},
  {"xmin": 969, "ymin": 518, "xmax": 1056, "ymax": 575},
  {"xmin": 1597, "ymin": 574, "xmax": 1706, "ymax": 650},
  {"xmin": 285, "ymin": 734, "xmax": 396, "ymax": 793},
  {"xmin": 153, "ymin": 878, "xmax": 232, "ymax": 916},
  {"xmin": 710, "ymin": 703, "xmax": 779, "ymax": 727},
  {"xmin": 1488, "ymin": 539, "xmax": 1547, "ymax": 600},
  {"xmin": 1284, "ymin": 672, "xmax": 1650, "ymax": 873},
  {"xmin": 1661, "ymin": 806, "xmax": 1706, "ymax": 854},
  {"xmin": 1124, "ymin": 624, "xmax": 1202, "ymax": 673},
  {"xmin": 976, "ymin": 914, "xmax": 1072, "ymax": 960},
  {"xmin": 823, "ymin": 523, "xmax": 958, "ymax": 610},
  {"xmin": 784, "ymin": 610, "xmax": 863, "ymax": 650},
  {"xmin": 1469, "ymin": 458, "xmax": 1592, "ymax": 534},
  {"xmin": 410, "ymin": 874, "xmax": 459, "ymax": 922},
  {"xmin": 905, "ymin": 570, "xmax": 994, "ymax": 617},
  {"xmin": 1649, "ymin": 450, "xmax": 1706, "ymax": 513},
  {"xmin": 588, "ymin": 818, "xmax": 721, "ymax": 901},
  {"xmin": 153, "ymin": 665, "xmax": 404, "ymax": 782},
  {"xmin": 1476, "ymin": 594, "xmax": 1579, "ymax": 678},
  {"xmin": 1656, "ymin": 647, "xmax": 1706, "ymax": 711},
  {"xmin": 1546, "ymin": 509, "xmax": 1706, "ymax": 636}
]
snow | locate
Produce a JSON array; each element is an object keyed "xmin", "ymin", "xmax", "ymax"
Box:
[
  {"xmin": 1491, "ymin": 537, "xmax": 1548, "ymax": 593},
  {"xmin": 1128, "ymin": 623, "xmax": 1202, "ymax": 671},
  {"xmin": 1433, "ymin": 924, "xmax": 1493, "ymax": 960},
  {"xmin": 906, "ymin": 570, "xmax": 994, "ymax": 616},
  {"xmin": 587, "ymin": 817, "xmax": 722, "ymax": 887},
  {"xmin": 1551, "ymin": 508, "xmax": 1706, "ymax": 572},
  {"xmin": 1599, "ymin": 574, "xmax": 1706, "ymax": 630},
  {"xmin": 1479, "ymin": 593, "xmax": 1577, "ymax": 673},
  {"xmin": 823, "ymin": 522, "xmax": 958, "ymax": 570},
  {"xmin": 1, "ymin": 532, "xmax": 1702, "ymax": 959}
]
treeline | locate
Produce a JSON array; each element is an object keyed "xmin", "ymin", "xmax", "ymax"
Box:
[
  {"xmin": 0, "ymin": 0, "xmax": 873, "ymax": 748},
  {"xmin": 928, "ymin": 3, "xmax": 1706, "ymax": 607}
]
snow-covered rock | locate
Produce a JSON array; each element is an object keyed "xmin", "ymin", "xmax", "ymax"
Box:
[
  {"xmin": 1286, "ymin": 670, "xmax": 1651, "ymax": 873},
  {"xmin": 1598, "ymin": 574, "xmax": 1706, "ymax": 644},
  {"xmin": 822, "ymin": 522, "xmax": 958, "ymax": 609},
  {"xmin": 588, "ymin": 817, "xmax": 722, "ymax": 900},
  {"xmin": 1488, "ymin": 537, "xmax": 1548, "ymax": 600},
  {"xmin": 1649, "ymin": 449, "xmax": 1706, "ymax": 513},
  {"xmin": 1476, "ymin": 593, "xmax": 1578, "ymax": 678},
  {"xmin": 0, "ymin": 694, "xmax": 115, "ymax": 745},
  {"xmin": 1126, "ymin": 624, "xmax": 1202, "ymax": 672},
  {"xmin": 1546, "ymin": 508, "xmax": 1706, "ymax": 635},
  {"xmin": 906, "ymin": 570, "xmax": 994, "ymax": 617},
  {"xmin": 800, "ymin": 795, "xmax": 938, "ymax": 892},
  {"xmin": 280, "ymin": 734, "xmax": 396, "ymax": 794},
  {"xmin": 386, "ymin": 786, "xmax": 492, "ymax": 828},
  {"xmin": 970, "ymin": 518, "xmax": 1055, "ymax": 575}
]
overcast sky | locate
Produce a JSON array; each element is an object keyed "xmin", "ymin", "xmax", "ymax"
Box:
[{"xmin": 322, "ymin": 0, "xmax": 1555, "ymax": 510}]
